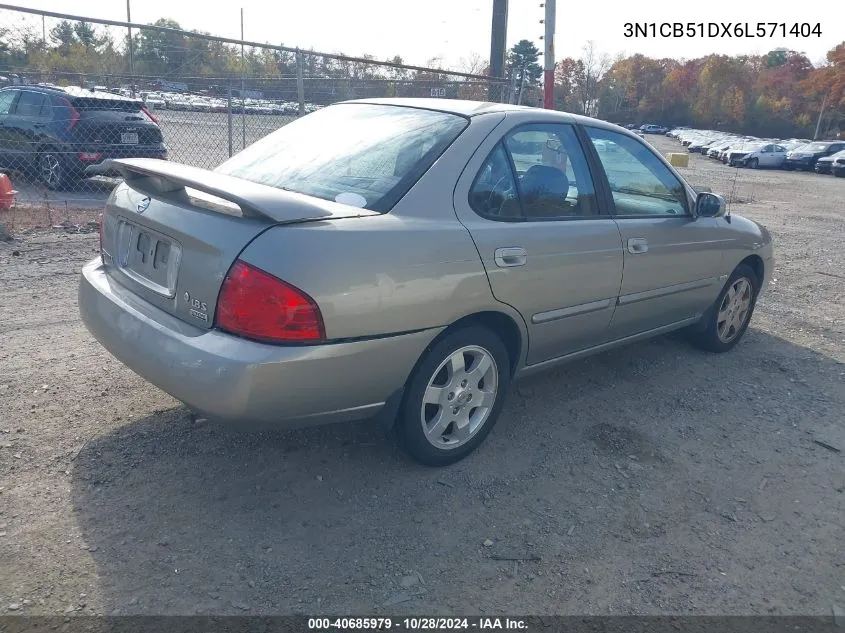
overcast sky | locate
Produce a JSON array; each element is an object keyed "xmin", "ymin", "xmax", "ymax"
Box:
[{"xmin": 4, "ymin": 0, "xmax": 839, "ymax": 69}]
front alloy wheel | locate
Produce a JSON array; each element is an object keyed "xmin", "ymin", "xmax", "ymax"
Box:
[
  {"xmin": 716, "ymin": 277, "xmax": 753, "ymax": 344},
  {"xmin": 686, "ymin": 263, "xmax": 760, "ymax": 353}
]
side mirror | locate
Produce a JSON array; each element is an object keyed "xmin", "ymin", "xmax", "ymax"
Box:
[{"xmin": 696, "ymin": 192, "xmax": 727, "ymax": 218}]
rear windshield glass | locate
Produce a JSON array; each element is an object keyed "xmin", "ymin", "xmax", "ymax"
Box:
[
  {"xmin": 71, "ymin": 97, "xmax": 142, "ymax": 112},
  {"xmin": 215, "ymin": 103, "xmax": 468, "ymax": 212}
]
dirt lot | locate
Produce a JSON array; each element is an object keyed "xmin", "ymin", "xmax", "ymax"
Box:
[{"xmin": 1, "ymin": 135, "xmax": 844, "ymax": 616}]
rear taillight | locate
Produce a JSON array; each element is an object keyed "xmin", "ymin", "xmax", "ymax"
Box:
[
  {"xmin": 215, "ymin": 260, "xmax": 325, "ymax": 343},
  {"xmin": 141, "ymin": 105, "xmax": 158, "ymax": 124},
  {"xmin": 58, "ymin": 97, "xmax": 80, "ymax": 131}
]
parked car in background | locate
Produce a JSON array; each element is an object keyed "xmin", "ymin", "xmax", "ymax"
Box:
[
  {"xmin": 784, "ymin": 141, "xmax": 845, "ymax": 171},
  {"xmin": 707, "ymin": 141, "xmax": 736, "ymax": 160},
  {"xmin": 0, "ymin": 84, "xmax": 166, "ymax": 189},
  {"xmin": 726, "ymin": 142, "xmax": 765, "ymax": 166},
  {"xmin": 640, "ymin": 124, "xmax": 668, "ymax": 134},
  {"xmin": 815, "ymin": 149, "xmax": 845, "ymax": 175},
  {"xmin": 79, "ymin": 98, "xmax": 773, "ymax": 465},
  {"xmin": 736, "ymin": 143, "xmax": 788, "ymax": 169},
  {"xmin": 832, "ymin": 153, "xmax": 845, "ymax": 177}
]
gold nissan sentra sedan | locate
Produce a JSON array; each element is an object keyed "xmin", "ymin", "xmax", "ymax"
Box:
[{"xmin": 79, "ymin": 98, "xmax": 773, "ymax": 465}]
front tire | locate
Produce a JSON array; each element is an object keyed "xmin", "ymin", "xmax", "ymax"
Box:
[
  {"xmin": 747, "ymin": 158, "xmax": 759, "ymax": 169},
  {"xmin": 687, "ymin": 264, "xmax": 760, "ymax": 353},
  {"xmin": 395, "ymin": 325, "xmax": 511, "ymax": 466}
]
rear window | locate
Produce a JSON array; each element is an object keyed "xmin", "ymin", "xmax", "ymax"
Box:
[
  {"xmin": 71, "ymin": 97, "xmax": 142, "ymax": 112},
  {"xmin": 215, "ymin": 103, "xmax": 468, "ymax": 212}
]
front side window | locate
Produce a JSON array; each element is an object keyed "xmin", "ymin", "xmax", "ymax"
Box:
[
  {"xmin": 0, "ymin": 90, "xmax": 18, "ymax": 115},
  {"xmin": 216, "ymin": 104, "xmax": 468, "ymax": 212},
  {"xmin": 585, "ymin": 127, "xmax": 688, "ymax": 217}
]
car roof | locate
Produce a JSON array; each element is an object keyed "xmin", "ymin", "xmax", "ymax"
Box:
[
  {"xmin": 0, "ymin": 84, "xmax": 140, "ymax": 103},
  {"xmin": 340, "ymin": 98, "xmax": 632, "ymax": 133}
]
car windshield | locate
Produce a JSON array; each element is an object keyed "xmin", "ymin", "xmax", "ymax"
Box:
[
  {"xmin": 216, "ymin": 103, "xmax": 468, "ymax": 212},
  {"xmin": 805, "ymin": 143, "xmax": 831, "ymax": 151}
]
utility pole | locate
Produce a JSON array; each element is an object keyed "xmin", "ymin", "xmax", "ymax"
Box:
[
  {"xmin": 127, "ymin": 0, "xmax": 135, "ymax": 97},
  {"xmin": 542, "ymin": 0, "xmax": 555, "ymax": 109},
  {"xmin": 488, "ymin": 0, "xmax": 508, "ymax": 102},
  {"xmin": 41, "ymin": 14, "xmax": 46, "ymax": 48}
]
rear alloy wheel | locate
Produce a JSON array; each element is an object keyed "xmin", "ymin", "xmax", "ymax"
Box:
[
  {"xmin": 38, "ymin": 151, "xmax": 68, "ymax": 190},
  {"xmin": 747, "ymin": 158, "xmax": 759, "ymax": 169},
  {"xmin": 687, "ymin": 263, "xmax": 760, "ymax": 353},
  {"xmin": 396, "ymin": 325, "xmax": 510, "ymax": 466}
]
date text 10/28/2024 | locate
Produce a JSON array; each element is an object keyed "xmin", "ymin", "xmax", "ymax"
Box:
[
  {"xmin": 623, "ymin": 22, "xmax": 822, "ymax": 38},
  {"xmin": 308, "ymin": 618, "xmax": 528, "ymax": 631}
]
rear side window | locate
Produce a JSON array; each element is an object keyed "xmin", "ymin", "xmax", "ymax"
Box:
[
  {"xmin": 469, "ymin": 144, "xmax": 521, "ymax": 219},
  {"xmin": 15, "ymin": 91, "xmax": 47, "ymax": 117},
  {"xmin": 469, "ymin": 123, "xmax": 598, "ymax": 221},
  {"xmin": 504, "ymin": 124, "xmax": 597, "ymax": 218}
]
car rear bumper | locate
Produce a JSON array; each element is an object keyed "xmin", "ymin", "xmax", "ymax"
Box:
[
  {"xmin": 79, "ymin": 259, "xmax": 441, "ymax": 428},
  {"xmin": 784, "ymin": 158, "xmax": 812, "ymax": 169}
]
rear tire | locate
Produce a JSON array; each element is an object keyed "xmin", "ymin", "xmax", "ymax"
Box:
[
  {"xmin": 687, "ymin": 264, "xmax": 760, "ymax": 353},
  {"xmin": 395, "ymin": 325, "xmax": 511, "ymax": 466},
  {"xmin": 38, "ymin": 150, "xmax": 70, "ymax": 190}
]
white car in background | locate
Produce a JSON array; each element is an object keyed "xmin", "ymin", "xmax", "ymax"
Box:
[{"xmin": 735, "ymin": 143, "xmax": 789, "ymax": 169}]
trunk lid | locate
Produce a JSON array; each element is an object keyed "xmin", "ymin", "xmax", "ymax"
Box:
[{"xmin": 101, "ymin": 158, "xmax": 378, "ymax": 329}]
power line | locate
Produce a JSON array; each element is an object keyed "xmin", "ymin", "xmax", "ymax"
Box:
[{"xmin": 0, "ymin": 3, "xmax": 507, "ymax": 82}]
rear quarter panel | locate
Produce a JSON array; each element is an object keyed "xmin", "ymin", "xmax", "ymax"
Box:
[{"xmin": 239, "ymin": 213, "xmax": 500, "ymax": 340}]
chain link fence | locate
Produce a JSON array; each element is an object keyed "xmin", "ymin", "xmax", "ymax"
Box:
[{"xmin": 0, "ymin": 5, "xmax": 512, "ymax": 211}]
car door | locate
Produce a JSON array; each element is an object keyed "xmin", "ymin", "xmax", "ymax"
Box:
[
  {"xmin": 756, "ymin": 144, "xmax": 774, "ymax": 167},
  {"xmin": 0, "ymin": 89, "xmax": 20, "ymax": 167},
  {"xmin": 7, "ymin": 90, "xmax": 50, "ymax": 166},
  {"xmin": 453, "ymin": 119, "xmax": 624, "ymax": 366},
  {"xmin": 582, "ymin": 125, "xmax": 727, "ymax": 339},
  {"xmin": 770, "ymin": 144, "xmax": 787, "ymax": 167}
]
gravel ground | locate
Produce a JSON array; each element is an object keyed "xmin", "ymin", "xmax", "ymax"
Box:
[{"xmin": 1, "ymin": 136, "xmax": 844, "ymax": 616}]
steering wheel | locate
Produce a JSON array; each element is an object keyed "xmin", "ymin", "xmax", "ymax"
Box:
[{"xmin": 487, "ymin": 174, "xmax": 516, "ymax": 215}]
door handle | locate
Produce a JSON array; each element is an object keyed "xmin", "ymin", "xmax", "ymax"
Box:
[
  {"xmin": 494, "ymin": 247, "xmax": 527, "ymax": 268},
  {"xmin": 627, "ymin": 238, "xmax": 649, "ymax": 254}
]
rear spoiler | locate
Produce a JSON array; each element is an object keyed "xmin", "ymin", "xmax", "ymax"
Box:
[{"xmin": 105, "ymin": 158, "xmax": 378, "ymax": 223}]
